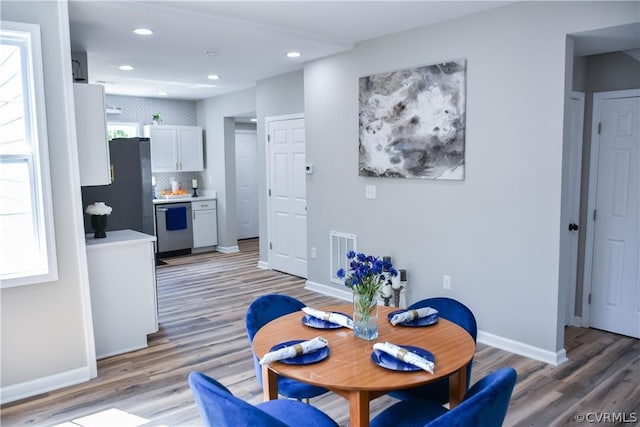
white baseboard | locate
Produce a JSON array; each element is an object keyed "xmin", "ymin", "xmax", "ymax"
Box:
[
  {"xmin": 257, "ymin": 260, "xmax": 269, "ymax": 270},
  {"xmin": 192, "ymin": 246, "xmax": 216, "ymax": 254},
  {"xmin": 570, "ymin": 316, "xmax": 582, "ymax": 327},
  {"xmin": 477, "ymin": 330, "xmax": 568, "ymax": 366},
  {"xmin": 1, "ymin": 366, "xmax": 91, "ymax": 404},
  {"xmin": 306, "ymin": 280, "xmax": 568, "ymax": 366},
  {"xmin": 304, "ymin": 280, "xmax": 352, "ymax": 302},
  {"xmin": 216, "ymin": 245, "xmax": 240, "ymax": 254}
]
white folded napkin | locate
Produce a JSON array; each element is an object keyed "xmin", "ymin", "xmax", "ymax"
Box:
[
  {"xmin": 390, "ymin": 307, "xmax": 438, "ymax": 325},
  {"xmin": 259, "ymin": 336, "xmax": 328, "ymax": 365},
  {"xmin": 302, "ymin": 307, "xmax": 353, "ymax": 329},
  {"xmin": 373, "ymin": 342, "xmax": 435, "ymax": 373}
]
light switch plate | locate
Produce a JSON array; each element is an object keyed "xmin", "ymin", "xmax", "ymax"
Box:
[{"xmin": 365, "ymin": 185, "xmax": 376, "ymax": 199}]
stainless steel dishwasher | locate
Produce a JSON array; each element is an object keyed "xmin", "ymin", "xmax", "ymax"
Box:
[{"xmin": 155, "ymin": 202, "xmax": 193, "ymax": 252}]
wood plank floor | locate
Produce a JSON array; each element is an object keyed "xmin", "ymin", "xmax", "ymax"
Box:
[{"xmin": 2, "ymin": 238, "xmax": 638, "ymax": 426}]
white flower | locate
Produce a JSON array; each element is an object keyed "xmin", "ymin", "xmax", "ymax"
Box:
[{"xmin": 85, "ymin": 202, "xmax": 112, "ymax": 215}]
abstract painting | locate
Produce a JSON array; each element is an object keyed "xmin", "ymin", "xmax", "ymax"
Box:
[{"xmin": 359, "ymin": 59, "xmax": 466, "ymax": 180}]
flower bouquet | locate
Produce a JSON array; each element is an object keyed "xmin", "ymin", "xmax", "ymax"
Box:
[
  {"xmin": 85, "ymin": 202, "xmax": 112, "ymax": 238},
  {"xmin": 337, "ymin": 251, "xmax": 397, "ymax": 340}
]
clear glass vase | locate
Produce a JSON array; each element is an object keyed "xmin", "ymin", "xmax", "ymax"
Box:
[{"xmin": 353, "ymin": 292, "xmax": 379, "ymax": 341}]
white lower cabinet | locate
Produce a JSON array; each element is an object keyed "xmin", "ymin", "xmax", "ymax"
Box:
[
  {"xmin": 192, "ymin": 200, "xmax": 217, "ymax": 249},
  {"xmin": 85, "ymin": 230, "xmax": 158, "ymax": 359}
]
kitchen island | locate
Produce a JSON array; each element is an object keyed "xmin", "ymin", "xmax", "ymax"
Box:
[{"xmin": 85, "ymin": 229, "xmax": 157, "ymax": 358}]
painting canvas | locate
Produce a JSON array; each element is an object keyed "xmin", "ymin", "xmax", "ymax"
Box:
[{"xmin": 359, "ymin": 60, "xmax": 466, "ymax": 180}]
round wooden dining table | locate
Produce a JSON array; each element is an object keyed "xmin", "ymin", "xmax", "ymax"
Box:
[{"xmin": 252, "ymin": 304, "xmax": 476, "ymax": 427}]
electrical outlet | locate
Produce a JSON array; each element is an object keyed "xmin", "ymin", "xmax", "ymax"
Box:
[
  {"xmin": 310, "ymin": 247, "xmax": 317, "ymax": 259},
  {"xmin": 443, "ymin": 274, "xmax": 451, "ymax": 290}
]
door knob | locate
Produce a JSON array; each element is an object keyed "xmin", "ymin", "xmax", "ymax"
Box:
[{"xmin": 568, "ymin": 223, "xmax": 579, "ymax": 231}]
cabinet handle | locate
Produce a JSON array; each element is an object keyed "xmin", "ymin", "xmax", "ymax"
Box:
[
  {"xmin": 176, "ymin": 162, "xmax": 179, "ymax": 170},
  {"xmin": 110, "ymin": 165, "xmax": 115, "ymax": 182}
]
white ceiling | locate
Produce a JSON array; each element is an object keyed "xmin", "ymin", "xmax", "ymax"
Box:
[
  {"xmin": 68, "ymin": 2, "xmax": 640, "ymax": 101},
  {"xmin": 68, "ymin": 1, "xmax": 511, "ymax": 100}
]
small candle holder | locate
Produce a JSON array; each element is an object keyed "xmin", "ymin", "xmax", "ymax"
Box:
[
  {"xmin": 391, "ymin": 269, "xmax": 407, "ymax": 307},
  {"xmin": 191, "ymin": 179, "xmax": 199, "ymax": 197}
]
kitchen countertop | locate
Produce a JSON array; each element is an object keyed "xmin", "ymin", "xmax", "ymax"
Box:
[
  {"xmin": 153, "ymin": 195, "xmax": 216, "ymax": 204},
  {"xmin": 86, "ymin": 229, "xmax": 156, "ymax": 248}
]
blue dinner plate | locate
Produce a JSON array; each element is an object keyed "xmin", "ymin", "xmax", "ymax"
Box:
[
  {"xmin": 371, "ymin": 345, "xmax": 435, "ymax": 372},
  {"xmin": 301, "ymin": 312, "xmax": 352, "ymax": 329},
  {"xmin": 269, "ymin": 340, "xmax": 329, "ymax": 365},
  {"xmin": 387, "ymin": 309, "xmax": 439, "ymax": 327}
]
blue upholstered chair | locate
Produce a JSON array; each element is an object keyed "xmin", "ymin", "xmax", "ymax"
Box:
[
  {"xmin": 388, "ymin": 297, "xmax": 477, "ymax": 404},
  {"xmin": 371, "ymin": 367, "xmax": 517, "ymax": 427},
  {"xmin": 188, "ymin": 371, "xmax": 338, "ymax": 427},
  {"xmin": 245, "ymin": 294, "xmax": 328, "ymax": 400}
]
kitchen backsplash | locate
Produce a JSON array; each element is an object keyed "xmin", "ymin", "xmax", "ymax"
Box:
[
  {"xmin": 105, "ymin": 94, "xmax": 197, "ymax": 128},
  {"xmin": 153, "ymin": 172, "xmax": 203, "ymax": 197}
]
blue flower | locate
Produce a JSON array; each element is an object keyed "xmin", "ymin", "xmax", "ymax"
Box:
[{"xmin": 337, "ymin": 251, "xmax": 398, "ymax": 297}]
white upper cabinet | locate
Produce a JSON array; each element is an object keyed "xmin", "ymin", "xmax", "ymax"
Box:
[
  {"xmin": 145, "ymin": 126, "xmax": 177, "ymax": 172},
  {"xmin": 144, "ymin": 125, "xmax": 203, "ymax": 173},
  {"xmin": 74, "ymin": 83, "xmax": 111, "ymax": 186}
]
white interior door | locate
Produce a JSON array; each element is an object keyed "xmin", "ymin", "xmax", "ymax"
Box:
[
  {"xmin": 565, "ymin": 92, "xmax": 584, "ymax": 326},
  {"xmin": 267, "ymin": 116, "xmax": 307, "ymax": 278},
  {"xmin": 235, "ymin": 130, "xmax": 258, "ymax": 239},
  {"xmin": 589, "ymin": 92, "xmax": 639, "ymax": 339}
]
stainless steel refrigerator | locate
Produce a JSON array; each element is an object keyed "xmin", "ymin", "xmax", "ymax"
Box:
[{"xmin": 81, "ymin": 137, "xmax": 154, "ymax": 237}]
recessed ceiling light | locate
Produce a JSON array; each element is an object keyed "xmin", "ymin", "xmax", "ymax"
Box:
[
  {"xmin": 286, "ymin": 51, "xmax": 301, "ymax": 58},
  {"xmin": 207, "ymin": 74, "xmax": 220, "ymax": 80},
  {"xmin": 118, "ymin": 65, "xmax": 134, "ymax": 71},
  {"xmin": 158, "ymin": 91, "xmax": 168, "ymax": 96},
  {"xmin": 133, "ymin": 28, "xmax": 153, "ymax": 36}
]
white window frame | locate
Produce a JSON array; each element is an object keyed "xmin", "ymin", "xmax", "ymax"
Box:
[
  {"xmin": 107, "ymin": 121, "xmax": 140, "ymax": 139},
  {"xmin": 0, "ymin": 21, "xmax": 57, "ymax": 288}
]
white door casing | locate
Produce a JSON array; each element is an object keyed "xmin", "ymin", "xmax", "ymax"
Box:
[
  {"xmin": 565, "ymin": 91, "xmax": 585, "ymax": 326},
  {"xmin": 235, "ymin": 130, "xmax": 258, "ymax": 239},
  {"xmin": 266, "ymin": 115, "xmax": 307, "ymax": 278},
  {"xmin": 584, "ymin": 90, "xmax": 639, "ymax": 339}
]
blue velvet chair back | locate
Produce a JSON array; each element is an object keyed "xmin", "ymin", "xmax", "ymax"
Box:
[
  {"xmin": 188, "ymin": 371, "xmax": 288, "ymax": 427},
  {"xmin": 371, "ymin": 367, "xmax": 516, "ymax": 427},
  {"xmin": 245, "ymin": 293, "xmax": 327, "ymax": 399},
  {"xmin": 426, "ymin": 367, "xmax": 517, "ymax": 427},
  {"xmin": 245, "ymin": 294, "xmax": 306, "ymax": 385},
  {"xmin": 389, "ymin": 297, "xmax": 477, "ymax": 404}
]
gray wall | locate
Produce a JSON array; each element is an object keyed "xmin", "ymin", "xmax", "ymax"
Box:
[
  {"xmin": 575, "ymin": 51, "xmax": 640, "ymax": 314},
  {"xmin": 196, "ymin": 88, "xmax": 256, "ymax": 250},
  {"xmin": 303, "ymin": 1, "xmax": 638, "ymax": 354},
  {"xmin": 1, "ymin": 0, "xmax": 95, "ymax": 397},
  {"xmin": 255, "ymin": 70, "xmax": 305, "ymax": 262}
]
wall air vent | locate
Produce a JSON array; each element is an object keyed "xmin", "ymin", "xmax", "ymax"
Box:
[{"xmin": 330, "ymin": 231, "xmax": 356, "ymax": 284}]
